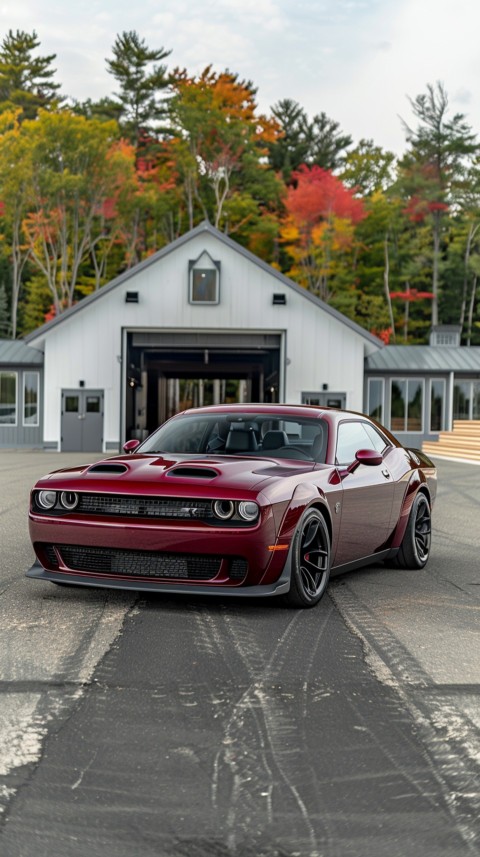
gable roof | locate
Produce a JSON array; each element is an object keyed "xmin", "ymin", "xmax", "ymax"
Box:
[
  {"xmin": 24, "ymin": 221, "xmax": 382, "ymax": 348},
  {"xmin": 0, "ymin": 338, "xmax": 43, "ymax": 365},
  {"xmin": 366, "ymin": 345, "xmax": 480, "ymax": 373}
]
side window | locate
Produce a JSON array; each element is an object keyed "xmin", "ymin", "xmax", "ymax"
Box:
[
  {"xmin": 363, "ymin": 423, "xmax": 389, "ymax": 454},
  {"xmin": 336, "ymin": 421, "xmax": 372, "ymax": 464}
]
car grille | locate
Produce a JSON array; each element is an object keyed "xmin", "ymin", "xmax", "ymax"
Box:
[
  {"xmin": 40, "ymin": 544, "xmax": 248, "ymax": 582},
  {"xmin": 77, "ymin": 494, "xmax": 213, "ymax": 520}
]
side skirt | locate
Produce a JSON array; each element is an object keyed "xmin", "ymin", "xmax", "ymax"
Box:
[{"xmin": 330, "ymin": 548, "xmax": 399, "ymax": 578}]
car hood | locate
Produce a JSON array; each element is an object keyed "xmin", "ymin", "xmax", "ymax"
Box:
[{"xmin": 36, "ymin": 453, "xmax": 317, "ymax": 496}]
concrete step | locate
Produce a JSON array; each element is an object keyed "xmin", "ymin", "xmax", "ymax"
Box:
[
  {"xmin": 422, "ymin": 420, "xmax": 480, "ymax": 462},
  {"xmin": 436, "ymin": 435, "xmax": 480, "ymax": 447},
  {"xmin": 452, "ymin": 420, "xmax": 480, "ymax": 434},
  {"xmin": 422, "ymin": 443, "xmax": 480, "ymax": 461}
]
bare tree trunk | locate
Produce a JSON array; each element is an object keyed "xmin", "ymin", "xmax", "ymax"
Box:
[
  {"xmin": 213, "ymin": 167, "xmax": 231, "ymax": 229},
  {"xmin": 383, "ymin": 235, "xmax": 396, "ymax": 342},
  {"xmin": 10, "ymin": 214, "xmax": 31, "ymax": 339},
  {"xmin": 404, "ymin": 281, "xmax": 410, "ymax": 342},
  {"xmin": 431, "ymin": 211, "xmax": 441, "ymax": 327},
  {"xmin": 459, "ymin": 222, "xmax": 480, "ymax": 333},
  {"xmin": 466, "ymin": 275, "xmax": 478, "ymax": 346}
]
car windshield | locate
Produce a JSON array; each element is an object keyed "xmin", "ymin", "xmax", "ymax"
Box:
[{"xmin": 139, "ymin": 413, "xmax": 328, "ymax": 463}]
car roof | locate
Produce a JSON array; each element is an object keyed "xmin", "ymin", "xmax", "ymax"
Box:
[{"xmin": 181, "ymin": 404, "xmax": 354, "ymax": 420}]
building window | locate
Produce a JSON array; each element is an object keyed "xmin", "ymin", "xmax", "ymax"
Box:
[
  {"xmin": 453, "ymin": 380, "xmax": 471, "ymax": 420},
  {"xmin": 475, "ymin": 381, "xmax": 480, "ymax": 420},
  {"xmin": 453, "ymin": 379, "xmax": 480, "ymax": 420},
  {"xmin": 390, "ymin": 378, "xmax": 424, "ymax": 433},
  {"xmin": 191, "ymin": 269, "xmax": 218, "ymax": 302},
  {"xmin": 0, "ymin": 371, "xmax": 17, "ymax": 425},
  {"xmin": 429, "ymin": 379, "xmax": 445, "ymax": 432},
  {"xmin": 189, "ymin": 252, "xmax": 221, "ymax": 304},
  {"xmin": 23, "ymin": 372, "xmax": 39, "ymax": 426},
  {"xmin": 367, "ymin": 378, "xmax": 384, "ymax": 423}
]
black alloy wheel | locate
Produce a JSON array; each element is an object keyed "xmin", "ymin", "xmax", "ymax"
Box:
[
  {"xmin": 394, "ymin": 492, "xmax": 432, "ymax": 569},
  {"xmin": 285, "ymin": 507, "xmax": 331, "ymax": 608}
]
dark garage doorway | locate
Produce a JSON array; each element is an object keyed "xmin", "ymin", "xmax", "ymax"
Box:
[{"xmin": 124, "ymin": 332, "xmax": 282, "ymax": 441}]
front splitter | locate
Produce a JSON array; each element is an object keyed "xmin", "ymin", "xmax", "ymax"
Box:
[{"xmin": 26, "ymin": 559, "xmax": 292, "ymax": 598}]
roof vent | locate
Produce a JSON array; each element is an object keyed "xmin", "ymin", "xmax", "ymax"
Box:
[
  {"xmin": 272, "ymin": 293, "xmax": 286, "ymax": 305},
  {"xmin": 125, "ymin": 291, "xmax": 139, "ymax": 303}
]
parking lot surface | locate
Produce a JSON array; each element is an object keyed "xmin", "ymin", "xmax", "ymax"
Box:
[{"xmin": 0, "ymin": 451, "xmax": 478, "ymax": 856}]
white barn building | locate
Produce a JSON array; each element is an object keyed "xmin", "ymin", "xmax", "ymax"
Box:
[{"xmin": 15, "ymin": 222, "xmax": 381, "ymax": 452}]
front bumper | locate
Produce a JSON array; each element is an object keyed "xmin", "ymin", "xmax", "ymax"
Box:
[{"xmin": 26, "ymin": 558, "xmax": 292, "ymax": 597}]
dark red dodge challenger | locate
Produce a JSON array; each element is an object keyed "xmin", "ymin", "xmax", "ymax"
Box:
[{"xmin": 27, "ymin": 405, "xmax": 436, "ymax": 608}]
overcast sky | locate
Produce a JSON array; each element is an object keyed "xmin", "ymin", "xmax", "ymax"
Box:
[{"xmin": 1, "ymin": 0, "xmax": 479, "ymax": 155}]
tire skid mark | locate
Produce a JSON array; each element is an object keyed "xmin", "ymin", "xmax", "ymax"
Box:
[
  {"xmin": 330, "ymin": 581, "xmax": 480, "ymax": 853},
  {"xmin": 207, "ymin": 606, "xmax": 336, "ymax": 857},
  {"xmin": 0, "ymin": 592, "xmax": 133, "ymax": 820}
]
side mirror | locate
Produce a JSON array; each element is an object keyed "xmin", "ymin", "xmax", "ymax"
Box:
[
  {"xmin": 123, "ymin": 439, "xmax": 140, "ymax": 454},
  {"xmin": 344, "ymin": 448, "xmax": 383, "ymax": 476},
  {"xmin": 355, "ymin": 448, "xmax": 383, "ymax": 467}
]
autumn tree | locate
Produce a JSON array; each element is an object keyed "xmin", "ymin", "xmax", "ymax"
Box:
[
  {"xmin": 16, "ymin": 110, "xmax": 134, "ymax": 317},
  {"xmin": 281, "ymin": 164, "xmax": 365, "ymax": 303},
  {"xmin": 398, "ymin": 82, "xmax": 478, "ymax": 326},
  {"xmin": 0, "ymin": 110, "xmax": 34, "ymax": 337},
  {"xmin": 339, "ymin": 141, "xmax": 401, "ymax": 338},
  {"xmin": 106, "ymin": 30, "xmax": 171, "ymax": 145},
  {"xmin": 167, "ymin": 67, "xmax": 282, "ymax": 234},
  {"xmin": 341, "ymin": 139, "xmax": 396, "ymax": 196},
  {"xmin": 0, "ymin": 30, "xmax": 61, "ymax": 119}
]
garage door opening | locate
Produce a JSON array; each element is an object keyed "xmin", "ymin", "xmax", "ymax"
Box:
[{"xmin": 124, "ymin": 332, "xmax": 282, "ymax": 441}]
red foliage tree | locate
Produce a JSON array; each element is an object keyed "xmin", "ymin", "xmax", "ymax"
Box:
[{"xmin": 286, "ymin": 164, "xmax": 365, "ymax": 235}]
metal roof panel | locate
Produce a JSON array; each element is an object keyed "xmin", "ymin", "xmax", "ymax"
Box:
[
  {"xmin": 365, "ymin": 345, "xmax": 480, "ymax": 373},
  {"xmin": 0, "ymin": 339, "xmax": 43, "ymax": 365}
]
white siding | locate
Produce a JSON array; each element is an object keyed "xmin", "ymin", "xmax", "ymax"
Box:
[{"xmin": 32, "ymin": 232, "xmax": 373, "ymax": 450}]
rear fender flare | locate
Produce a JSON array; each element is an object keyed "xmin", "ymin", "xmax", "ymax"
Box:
[{"xmin": 390, "ymin": 471, "xmax": 431, "ymax": 549}]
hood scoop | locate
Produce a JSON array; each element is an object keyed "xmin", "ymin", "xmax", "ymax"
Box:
[
  {"xmin": 87, "ymin": 463, "xmax": 128, "ymax": 474},
  {"xmin": 167, "ymin": 466, "xmax": 218, "ymax": 479}
]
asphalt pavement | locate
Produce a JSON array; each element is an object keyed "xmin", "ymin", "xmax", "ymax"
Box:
[{"xmin": 0, "ymin": 451, "xmax": 479, "ymax": 857}]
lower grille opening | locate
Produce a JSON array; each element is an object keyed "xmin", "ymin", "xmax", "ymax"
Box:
[
  {"xmin": 42, "ymin": 544, "xmax": 59, "ymax": 569},
  {"xmin": 38, "ymin": 544, "xmax": 249, "ymax": 583},
  {"xmin": 230, "ymin": 558, "xmax": 248, "ymax": 580}
]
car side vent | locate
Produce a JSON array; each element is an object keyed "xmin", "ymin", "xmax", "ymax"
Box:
[
  {"xmin": 168, "ymin": 467, "xmax": 218, "ymax": 479},
  {"xmin": 87, "ymin": 464, "xmax": 128, "ymax": 474}
]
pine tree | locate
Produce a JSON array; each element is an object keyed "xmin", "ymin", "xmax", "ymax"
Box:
[
  {"xmin": 0, "ymin": 29, "xmax": 61, "ymax": 119},
  {"xmin": 106, "ymin": 30, "xmax": 171, "ymax": 145},
  {"xmin": 268, "ymin": 99, "xmax": 352, "ymax": 181},
  {"xmin": 399, "ymin": 82, "xmax": 479, "ymax": 326}
]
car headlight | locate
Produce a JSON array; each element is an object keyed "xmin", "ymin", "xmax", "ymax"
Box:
[
  {"xmin": 213, "ymin": 500, "xmax": 235, "ymax": 520},
  {"xmin": 37, "ymin": 490, "xmax": 57, "ymax": 510},
  {"xmin": 60, "ymin": 491, "xmax": 79, "ymax": 511},
  {"xmin": 237, "ymin": 501, "xmax": 259, "ymax": 522}
]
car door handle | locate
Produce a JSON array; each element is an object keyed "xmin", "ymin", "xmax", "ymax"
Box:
[{"xmin": 381, "ymin": 468, "xmax": 390, "ymax": 479}]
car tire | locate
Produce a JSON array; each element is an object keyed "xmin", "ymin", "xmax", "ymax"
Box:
[
  {"xmin": 393, "ymin": 492, "xmax": 431, "ymax": 569},
  {"xmin": 284, "ymin": 507, "xmax": 331, "ymax": 608}
]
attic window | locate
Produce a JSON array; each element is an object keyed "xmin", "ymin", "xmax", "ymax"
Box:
[
  {"xmin": 125, "ymin": 291, "xmax": 139, "ymax": 303},
  {"xmin": 189, "ymin": 252, "xmax": 221, "ymax": 304},
  {"xmin": 272, "ymin": 293, "xmax": 286, "ymax": 305}
]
